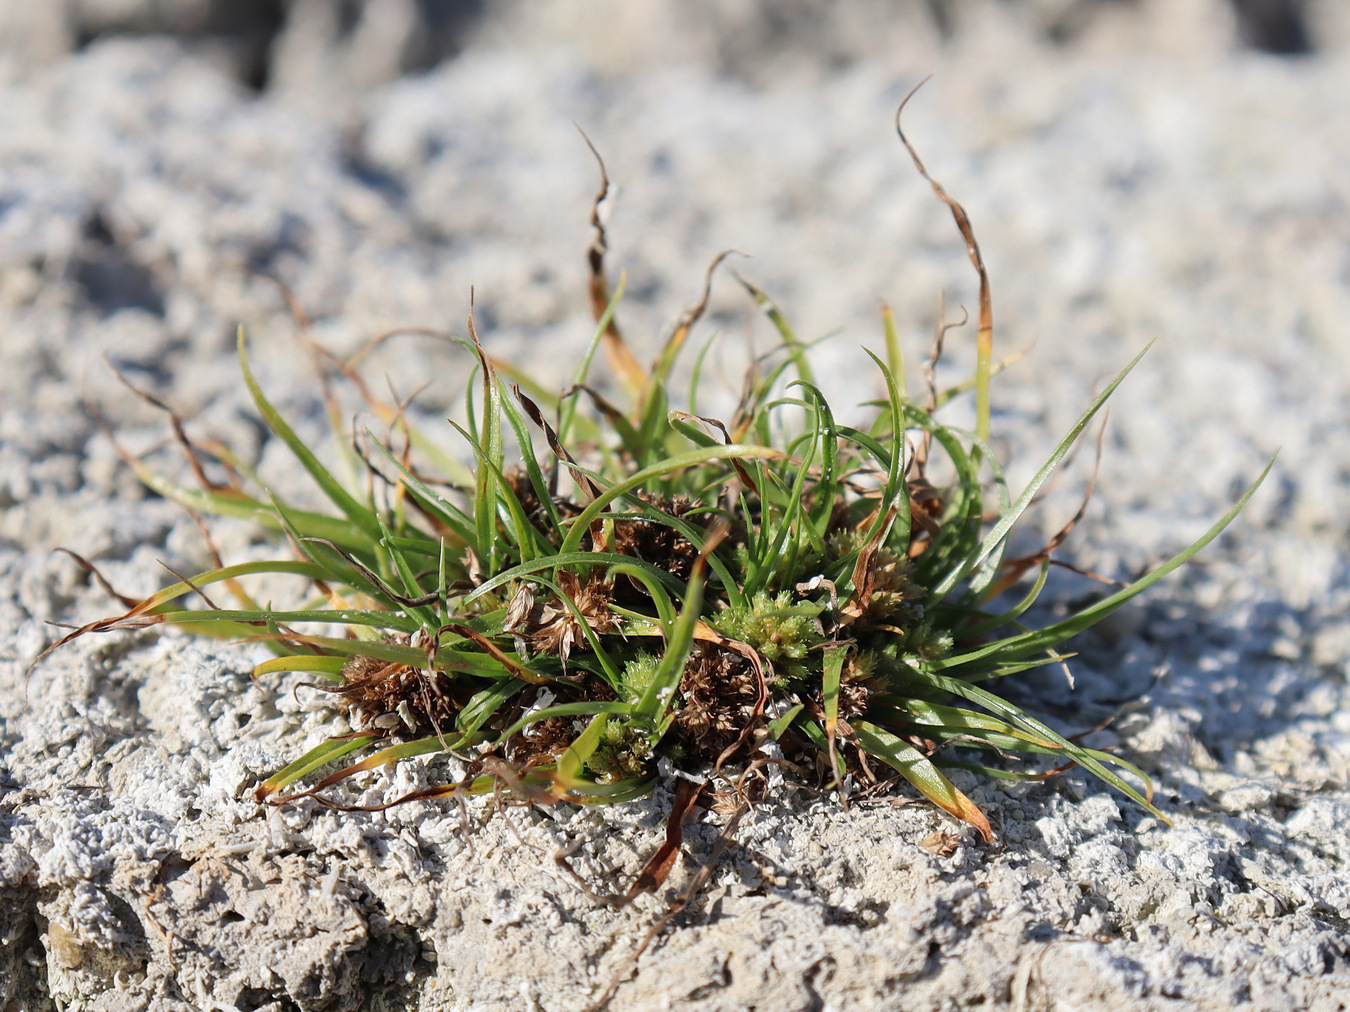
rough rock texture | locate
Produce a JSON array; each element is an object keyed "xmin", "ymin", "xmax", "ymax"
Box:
[{"xmin": 3, "ymin": 2, "xmax": 1350, "ymax": 1009}]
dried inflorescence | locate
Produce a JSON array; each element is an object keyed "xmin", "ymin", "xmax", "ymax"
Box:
[
  {"xmin": 836, "ymin": 668, "xmax": 876, "ymax": 720},
  {"xmin": 503, "ymin": 465, "xmax": 583, "ymax": 539},
  {"xmin": 673, "ymin": 642, "xmax": 763, "ymax": 759},
  {"xmin": 504, "ymin": 570, "xmax": 620, "ymax": 664},
  {"xmin": 334, "ymin": 654, "xmax": 459, "ymax": 737},
  {"xmin": 507, "ymin": 714, "xmax": 576, "ymax": 767},
  {"xmin": 855, "ymin": 547, "xmax": 921, "ymax": 622},
  {"xmin": 612, "ymin": 493, "xmax": 705, "ymax": 582}
]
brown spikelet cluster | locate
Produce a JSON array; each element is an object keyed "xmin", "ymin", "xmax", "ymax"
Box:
[
  {"xmin": 905, "ymin": 476, "xmax": 945, "ymax": 558},
  {"xmin": 335, "ymin": 655, "xmax": 459, "ymax": 737},
  {"xmin": 507, "ymin": 715, "xmax": 576, "ymax": 767},
  {"xmin": 504, "ymin": 570, "xmax": 620, "ymax": 663},
  {"xmin": 837, "ymin": 677, "xmax": 875, "ymax": 720},
  {"xmin": 503, "ymin": 465, "xmax": 584, "ymax": 539},
  {"xmin": 861, "ymin": 548, "xmax": 922, "ymax": 623},
  {"xmin": 612, "ymin": 493, "xmax": 704, "ymax": 581},
  {"xmin": 505, "ymin": 681, "xmax": 622, "ymax": 768},
  {"xmin": 673, "ymin": 642, "xmax": 761, "ymax": 759},
  {"xmin": 504, "ymin": 464, "xmax": 543, "ymax": 520}
]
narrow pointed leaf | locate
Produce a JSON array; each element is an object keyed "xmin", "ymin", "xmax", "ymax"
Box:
[
  {"xmin": 238, "ymin": 329, "xmax": 381, "ymax": 539},
  {"xmin": 854, "ymin": 720, "xmax": 995, "ymax": 843}
]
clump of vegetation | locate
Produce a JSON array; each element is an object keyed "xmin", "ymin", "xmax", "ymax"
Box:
[{"xmin": 43, "ymin": 96, "xmax": 1270, "ymax": 850}]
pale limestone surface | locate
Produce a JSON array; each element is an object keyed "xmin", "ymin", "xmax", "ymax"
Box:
[{"xmin": 2, "ymin": 3, "xmax": 1349, "ymax": 1010}]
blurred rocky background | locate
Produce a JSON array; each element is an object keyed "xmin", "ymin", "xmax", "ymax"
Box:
[{"xmin": 3, "ymin": 1, "xmax": 1348, "ymax": 94}]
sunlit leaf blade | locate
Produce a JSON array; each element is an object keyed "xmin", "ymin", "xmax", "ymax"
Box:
[
  {"xmin": 256, "ymin": 735, "xmax": 379, "ymax": 799},
  {"xmin": 854, "ymin": 721, "xmax": 995, "ymax": 843},
  {"xmin": 938, "ymin": 455, "xmax": 1276, "ymax": 672},
  {"xmin": 121, "ymin": 457, "xmax": 371, "ymax": 552},
  {"xmin": 558, "ymin": 444, "xmax": 783, "ymax": 556},
  {"xmin": 554, "ymin": 713, "xmax": 608, "ymax": 792},
  {"xmin": 914, "ymin": 674, "xmax": 1168, "ymax": 822},
  {"xmin": 932, "ymin": 342, "xmax": 1153, "ymax": 600},
  {"xmin": 237, "ymin": 328, "xmax": 381, "ymax": 539},
  {"xmin": 253, "ymin": 655, "xmax": 348, "ymax": 681}
]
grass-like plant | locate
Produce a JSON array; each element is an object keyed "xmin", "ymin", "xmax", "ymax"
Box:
[{"xmin": 45, "ymin": 100, "xmax": 1271, "ymax": 850}]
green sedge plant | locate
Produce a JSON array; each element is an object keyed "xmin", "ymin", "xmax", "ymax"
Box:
[{"xmin": 46, "ymin": 100, "xmax": 1272, "ymax": 846}]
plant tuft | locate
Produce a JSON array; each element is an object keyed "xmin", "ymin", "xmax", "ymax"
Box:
[{"xmin": 41, "ymin": 95, "xmax": 1273, "ymax": 853}]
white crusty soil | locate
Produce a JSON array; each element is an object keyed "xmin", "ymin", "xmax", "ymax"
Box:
[{"xmin": 2, "ymin": 2, "xmax": 1349, "ymax": 1009}]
